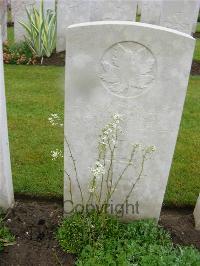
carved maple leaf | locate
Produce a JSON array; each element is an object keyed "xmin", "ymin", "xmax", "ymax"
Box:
[{"xmin": 100, "ymin": 42, "xmax": 155, "ymax": 97}]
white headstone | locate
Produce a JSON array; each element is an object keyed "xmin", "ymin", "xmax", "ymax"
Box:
[
  {"xmin": 192, "ymin": 0, "xmax": 200, "ymax": 33},
  {"xmin": 0, "ymin": 0, "xmax": 7, "ymax": 42},
  {"xmin": 64, "ymin": 21, "xmax": 195, "ymax": 220},
  {"xmin": 0, "ymin": 28, "xmax": 14, "ymax": 210},
  {"xmin": 90, "ymin": 0, "xmax": 137, "ymax": 21},
  {"xmin": 56, "ymin": 0, "xmax": 137, "ymax": 52},
  {"xmin": 160, "ymin": 0, "xmax": 199, "ymax": 35},
  {"xmin": 11, "ymin": 0, "xmax": 55, "ymax": 42},
  {"xmin": 194, "ymin": 195, "xmax": 200, "ymax": 230},
  {"xmin": 141, "ymin": 0, "xmax": 162, "ymax": 25}
]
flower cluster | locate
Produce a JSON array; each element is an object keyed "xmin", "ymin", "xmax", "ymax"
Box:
[
  {"xmin": 98, "ymin": 113, "xmax": 123, "ymax": 153},
  {"xmin": 51, "ymin": 149, "xmax": 63, "ymax": 160},
  {"xmin": 90, "ymin": 161, "xmax": 105, "ymax": 180},
  {"xmin": 88, "ymin": 161, "xmax": 105, "ymax": 194},
  {"xmin": 132, "ymin": 143, "xmax": 156, "ymax": 152},
  {"xmin": 48, "ymin": 113, "xmax": 63, "ymax": 127}
]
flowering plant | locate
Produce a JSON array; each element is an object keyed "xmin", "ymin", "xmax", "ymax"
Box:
[{"xmin": 49, "ymin": 113, "xmax": 155, "ymax": 214}]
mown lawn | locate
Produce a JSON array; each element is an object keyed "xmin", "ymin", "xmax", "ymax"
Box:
[
  {"xmin": 4, "ymin": 65, "xmax": 200, "ymax": 206},
  {"xmin": 196, "ymin": 22, "xmax": 200, "ymax": 33},
  {"xmin": 194, "ymin": 39, "xmax": 200, "ymax": 61},
  {"xmin": 165, "ymin": 76, "xmax": 200, "ymax": 206},
  {"xmin": 5, "ymin": 65, "xmax": 64, "ymax": 198}
]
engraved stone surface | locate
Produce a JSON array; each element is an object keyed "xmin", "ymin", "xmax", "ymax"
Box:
[
  {"xmin": 194, "ymin": 195, "xmax": 200, "ymax": 230},
  {"xmin": 64, "ymin": 21, "xmax": 195, "ymax": 220},
  {"xmin": 11, "ymin": 0, "xmax": 55, "ymax": 42},
  {"xmin": 99, "ymin": 41, "xmax": 156, "ymax": 98},
  {"xmin": 56, "ymin": 0, "xmax": 137, "ymax": 52},
  {"xmin": 160, "ymin": 0, "xmax": 199, "ymax": 35},
  {"xmin": 0, "ymin": 0, "xmax": 7, "ymax": 42},
  {"xmin": 141, "ymin": 0, "xmax": 163, "ymax": 25},
  {"xmin": 0, "ymin": 29, "xmax": 14, "ymax": 209}
]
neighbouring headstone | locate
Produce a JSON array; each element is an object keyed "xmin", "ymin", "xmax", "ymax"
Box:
[
  {"xmin": 64, "ymin": 21, "xmax": 195, "ymax": 220},
  {"xmin": 0, "ymin": 28, "xmax": 14, "ymax": 210},
  {"xmin": 160, "ymin": 0, "xmax": 199, "ymax": 35},
  {"xmin": 192, "ymin": 0, "xmax": 200, "ymax": 33},
  {"xmin": 0, "ymin": 0, "xmax": 7, "ymax": 42},
  {"xmin": 140, "ymin": 0, "xmax": 163, "ymax": 25},
  {"xmin": 56, "ymin": 0, "xmax": 137, "ymax": 52},
  {"xmin": 194, "ymin": 195, "xmax": 200, "ymax": 230},
  {"xmin": 11, "ymin": 0, "xmax": 55, "ymax": 42}
]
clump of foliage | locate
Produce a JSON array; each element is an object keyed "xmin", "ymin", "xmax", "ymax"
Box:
[
  {"xmin": 78, "ymin": 238, "xmax": 200, "ymax": 265},
  {"xmin": 3, "ymin": 41, "xmax": 36, "ymax": 65},
  {"xmin": 19, "ymin": 0, "xmax": 56, "ymax": 60},
  {"xmin": 57, "ymin": 211, "xmax": 121, "ymax": 255},
  {"xmin": 57, "ymin": 212, "xmax": 200, "ymax": 265},
  {"xmin": 0, "ymin": 210, "xmax": 15, "ymax": 252}
]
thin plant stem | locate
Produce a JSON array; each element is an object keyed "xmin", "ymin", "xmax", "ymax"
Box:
[
  {"xmin": 105, "ymin": 138, "xmax": 116, "ymax": 197},
  {"xmin": 64, "ymin": 170, "xmax": 73, "ymax": 203},
  {"xmin": 98, "ymin": 155, "xmax": 106, "ymax": 204},
  {"xmin": 123, "ymin": 152, "xmax": 147, "ymax": 205},
  {"xmin": 64, "ymin": 136, "xmax": 84, "ymax": 205},
  {"xmin": 107, "ymin": 145, "xmax": 137, "ymax": 202}
]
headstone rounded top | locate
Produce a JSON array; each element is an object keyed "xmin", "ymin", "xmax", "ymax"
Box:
[{"xmin": 68, "ymin": 21, "xmax": 194, "ymax": 39}]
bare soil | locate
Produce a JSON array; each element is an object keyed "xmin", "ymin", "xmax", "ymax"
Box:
[
  {"xmin": 36, "ymin": 52, "xmax": 65, "ymax": 66},
  {"xmin": 160, "ymin": 208, "xmax": 200, "ymax": 250},
  {"xmin": 191, "ymin": 60, "xmax": 200, "ymax": 75},
  {"xmin": 193, "ymin": 32, "xmax": 200, "ymax": 38},
  {"xmin": 0, "ymin": 200, "xmax": 199, "ymax": 266},
  {"xmin": 0, "ymin": 200, "xmax": 75, "ymax": 266}
]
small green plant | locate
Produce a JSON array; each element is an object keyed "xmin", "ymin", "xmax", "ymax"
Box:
[
  {"xmin": 77, "ymin": 239, "xmax": 200, "ymax": 265},
  {"xmin": 0, "ymin": 218, "xmax": 15, "ymax": 252},
  {"xmin": 57, "ymin": 211, "xmax": 121, "ymax": 255},
  {"xmin": 57, "ymin": 213, "xmax": 200, "ymax": 265},
  {"xmin": 19, "ymin": 0, "xmax": 56, "ymax": 61},
  {"xmin": 3, "ymin": 41, "xmax": 36, "ymax": 65}
]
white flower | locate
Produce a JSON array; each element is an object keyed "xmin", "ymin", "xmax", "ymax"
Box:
[
  {"xmin": 145, "ymin": 145, "xmax": 156, "ymax": 154},
  {"xmin": 51, "ymin": 149, "xmax": 63, "ymax": 160},
  {"xmin": 90, "ymin": 161, "xmax": 105, "ymax": 179},
  {"xmin": 113, "ymin": 113, "xmax": 123, "ymax": 121},
  {"xmin": 48, "ymin": 113, "xmax": 63, "ymax": 127},
  {"xmin": 132, "ymin": 143, "xmax": 142, "ymax": 149},
  {"xmin": 89, "ymin": 187, "xmax": 95, "ymax": 193}
]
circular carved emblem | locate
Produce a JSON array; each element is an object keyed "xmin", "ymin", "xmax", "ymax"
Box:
[{"xmin": 99, "ymin": 42, "xmax": 156, "ymax": 98}]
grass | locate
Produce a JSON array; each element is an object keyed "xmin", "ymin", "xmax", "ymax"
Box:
[
  {"xmin": 165, "ymin": 76, "xmax": 200, "ymax": 206},
  {"xmin": 0, "ymin": 211, "xmax": 15, "ymax": 252},
  {"xmin": 7, "ymin": 27, "xmax": 14, "ymax": 45},
  {"xmin": 196, "ymin": 22, "xmax": 200, "ymax": 33},
  {"xmin": 194, "ymin": 39, "xmax": 200, "ymax": 61},
  {"xmin": 5, "ymin": 65, "xmax": 64, "ymax": 198},
  {"xmin": 4, "ymin": 65, "xmax": 200, "ymax": 206}
]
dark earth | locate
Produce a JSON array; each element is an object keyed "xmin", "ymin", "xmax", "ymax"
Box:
[
  {"xmin": 191, "ymin": 60, "xmax": 200, "ymax": 75},
  {"xmin": 194, "ymin": 32, "xmax": 200, "ymax": 39},
  {"xmin": 0, "ymin": 199, "xmax": 199, "ymax": 266},
  {"xmin": 0, "ymin": 200, "xmax": 75, "ymax": 266}
]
